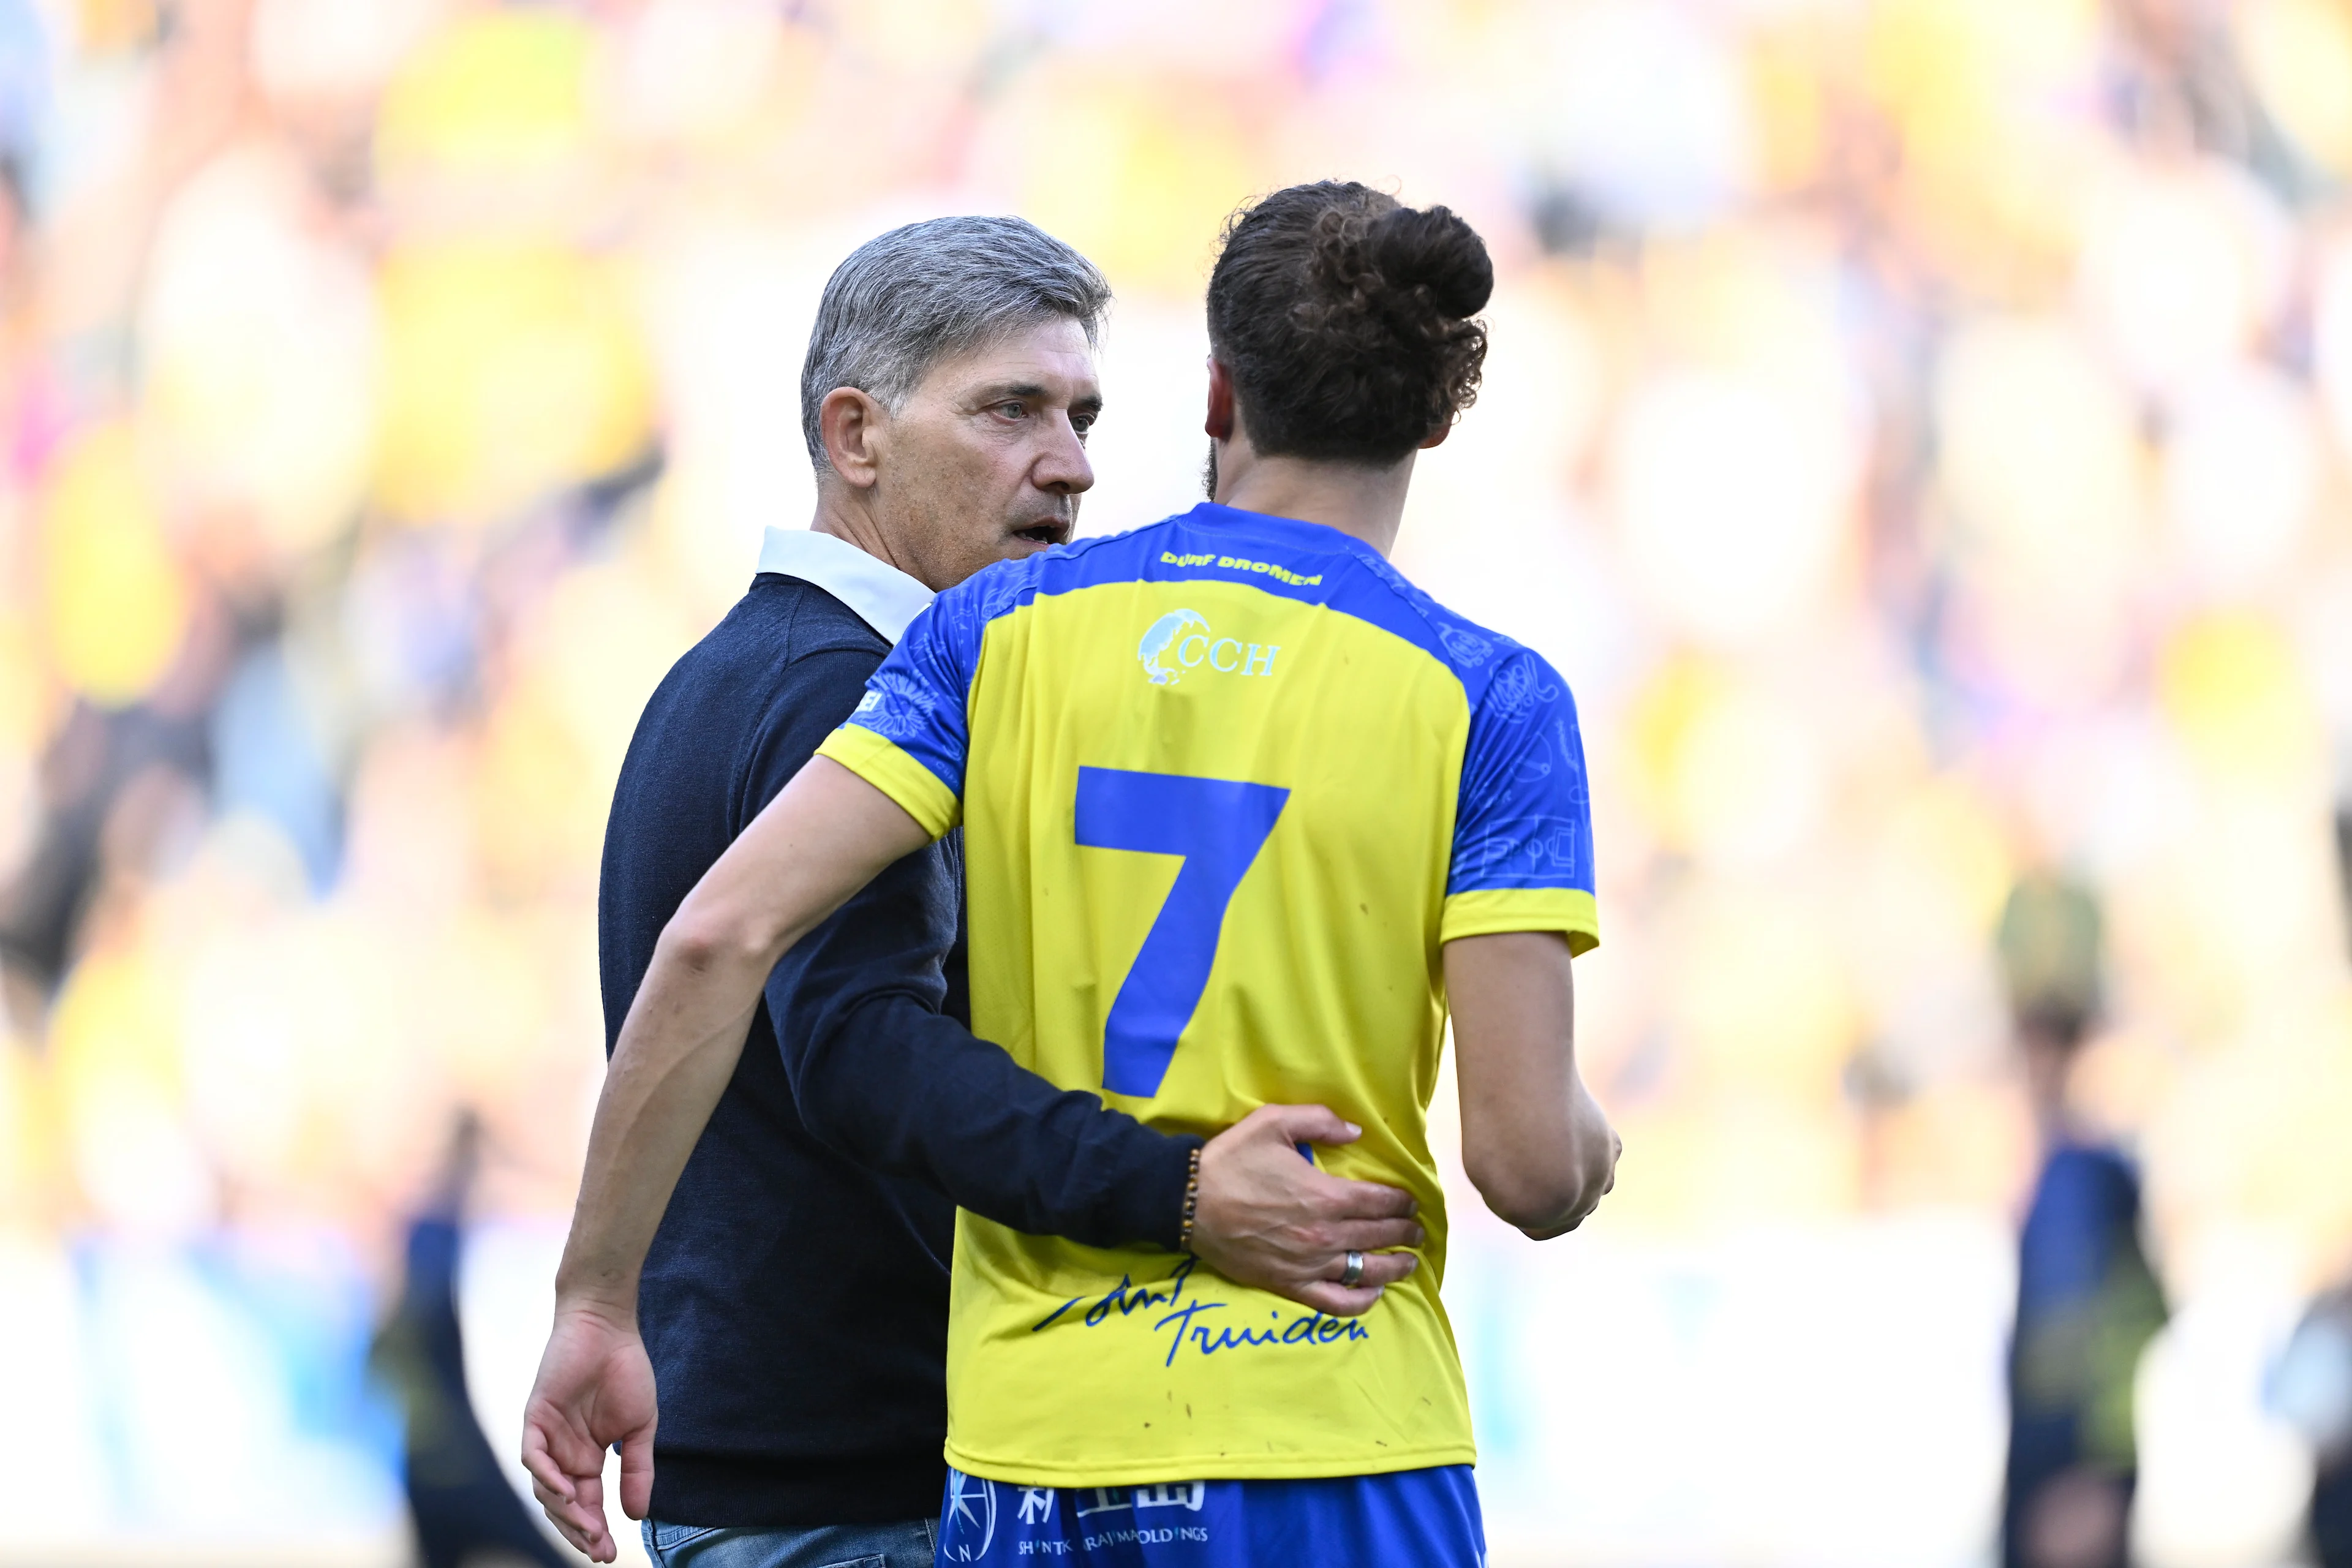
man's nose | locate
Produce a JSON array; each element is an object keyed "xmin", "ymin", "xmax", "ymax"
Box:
[{"xmin": 1033, "ymin": 413, "xmax": 1095, "ymax": 496}]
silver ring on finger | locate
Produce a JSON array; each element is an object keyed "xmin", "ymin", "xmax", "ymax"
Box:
[{"xmin": 1340, "ymin": 1250, "xmax": 1365, "ymax": 1287}]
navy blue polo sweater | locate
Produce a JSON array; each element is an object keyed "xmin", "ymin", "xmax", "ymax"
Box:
[{"xmin": 599, "ymin": 573, "xmax": 1199, "ymax": 1527}]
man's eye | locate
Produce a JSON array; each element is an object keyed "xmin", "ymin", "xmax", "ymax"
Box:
[
  {"xmin": 997, "ymin": 401, "xmax": 1027, "ymax": 419},
  {"xmin": 1072, "ymin": 414, "xmax": 1096, "ymax": 439}
]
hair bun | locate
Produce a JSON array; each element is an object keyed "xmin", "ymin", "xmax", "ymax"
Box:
[
  {"xmin": 1365, "ymin": 205, "xmax": 1493, "ymax": 320},
  {"xmin": 1208, "ymin": 181, "xmax": 1491, "ymax": 464}
]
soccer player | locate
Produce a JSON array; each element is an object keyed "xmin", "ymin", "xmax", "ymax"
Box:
[{"xmin": 595, "ymin": 181, "xmax": 1619, "ymax": 1564}]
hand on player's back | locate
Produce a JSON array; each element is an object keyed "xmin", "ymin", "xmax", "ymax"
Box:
[
  {"xmin": 520, "ymin": 1300, "xmax": 657, "ymax": 1564},
  {"xmin": 1189, "ymin": 1103, "xmax": 1425, "ymax": 1317}
]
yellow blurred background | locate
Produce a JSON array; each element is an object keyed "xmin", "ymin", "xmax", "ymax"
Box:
[{"xmin": 1, "ymin": 0, "xmax": 2351, "ymax": 1564}]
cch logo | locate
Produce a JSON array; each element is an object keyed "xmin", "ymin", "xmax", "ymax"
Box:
[{"xmin": 1137, "ymin": 609, "xmax": 1281, "ymax": 686}]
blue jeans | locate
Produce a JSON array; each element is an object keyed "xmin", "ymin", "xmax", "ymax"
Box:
[{"xmin": 642, "ymin": 1517, "xmax": 938, "ymax": 1568}]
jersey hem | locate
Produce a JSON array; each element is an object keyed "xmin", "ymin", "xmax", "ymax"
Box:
[
  {"xmin": 1440, "ymin": 887, "xmax": 1599, "ymax": 954},
  {"xmin": 817, "ymin": 725, "xmax": 960, "ymax": 839},
  {"xmin": 940, "ymin": 1441, "xmax": 1479, "ymax": 1489}
]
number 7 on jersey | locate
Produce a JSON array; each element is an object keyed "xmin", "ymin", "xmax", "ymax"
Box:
[{"xmin": 1074, "ymin": 767, "xmax": 1290, "ymax": 1098}]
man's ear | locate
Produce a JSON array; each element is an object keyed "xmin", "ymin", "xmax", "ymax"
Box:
[
  {"xmin": 820, "ymin": 386, "xmax": 888, "ymax": 488},
  {"xmin": 1204, "ymin": 358, "xmax": 1236, "ymax": 442},
  {"xmin": 1420, "ymin": 420, "xmax": 1452, "ymax": 450}
]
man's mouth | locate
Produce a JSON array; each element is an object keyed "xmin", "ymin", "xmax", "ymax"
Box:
[{"xmin": 1011, "ymin": 519, "xmax": 1071, "ymax": 547}]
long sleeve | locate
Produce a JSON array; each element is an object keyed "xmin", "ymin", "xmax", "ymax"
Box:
[{"xmin": 750, "ymin": 647, "xmax": 1199, "ymax": 1251}]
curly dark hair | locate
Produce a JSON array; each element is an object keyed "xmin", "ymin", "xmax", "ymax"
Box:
[{"xmin": 1206, "ymin": 181, "xmax": 1493, "ymax": 466}]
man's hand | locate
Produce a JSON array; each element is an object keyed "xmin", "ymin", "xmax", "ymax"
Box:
[
  {"xmin": 1188, "ymin": 1104, "xmax": 1424, "ymax": 1317},
  {"xmin": 520, "ymin": 1302, "xmax": 657, "ymax": 1564}
]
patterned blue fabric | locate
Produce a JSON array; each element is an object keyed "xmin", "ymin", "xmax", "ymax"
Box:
[
  {"xmin": 933, "ymin": 1465, "xmax": 1485, "ymax": 1567},
  {"xmin": 1447, "ymin": 645, "xmax": 1591, "ymax": 897}
]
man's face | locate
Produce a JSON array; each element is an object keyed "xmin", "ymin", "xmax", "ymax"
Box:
[{"xmin": 869, "ymin": 316, "xmax": 1101, "ymax": 590}]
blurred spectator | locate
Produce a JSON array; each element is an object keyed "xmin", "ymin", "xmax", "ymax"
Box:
[
  {"xmin": 372, "ymin": 1117, "xmax": 567, "ymax": 1568},
  {"xmin": 2273, "ymin": 1281, "xmax": 2352, "ymax": 1568},
  {"xmin": 2272, "ymin": 805, "xmax": 2352, "ymax": 1568},
  {"xmin": 1999, "ymin": 874, "xmax": 2168, "ymax": 1568}
]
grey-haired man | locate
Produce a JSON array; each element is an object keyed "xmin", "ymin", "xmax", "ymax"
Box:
[{"xmin": 520, "ymin": 217, "xmax": 1423, "ymax": 1568}]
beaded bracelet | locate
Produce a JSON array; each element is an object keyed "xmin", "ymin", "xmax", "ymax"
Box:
[{"xmin": 1178, "ymin": 1145, "xmax": 1202, "ymax": 1254}]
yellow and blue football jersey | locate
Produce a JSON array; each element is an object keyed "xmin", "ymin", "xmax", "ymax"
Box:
[{"xmin": 815, "ymin": 503, "xmax": 1598, "ymax": 1487}]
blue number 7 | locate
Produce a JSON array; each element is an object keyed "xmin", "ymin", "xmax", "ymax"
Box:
[{"xmin": 1074, "ymin": 767, "xmax": 1289, "ymax": 1098}]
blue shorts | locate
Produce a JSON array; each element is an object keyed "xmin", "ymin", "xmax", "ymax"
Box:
[{"xmin": 934, "ymin": 1464, "xmax": 1483, "ymax": 1566}]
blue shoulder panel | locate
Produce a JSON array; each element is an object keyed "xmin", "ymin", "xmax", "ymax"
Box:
[{"xmin": 1446, "ymin": 647, "xmax": 1595, "ymax": 896}]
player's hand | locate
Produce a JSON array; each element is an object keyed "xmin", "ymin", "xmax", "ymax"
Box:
[
  {"xmin": 1520, "ymin": 1084, "xmax": 1620, "ymax": 1240},
  {"xmin": 519, "ymin": 1300, "xmax": 657, "ymax": 1563},
  {"xmin": 1190, "ymin": 1104, "xmax": 1423, "ymax": 1319}
]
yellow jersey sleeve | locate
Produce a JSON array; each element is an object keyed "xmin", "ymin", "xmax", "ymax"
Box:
[
  {"xmin": 1439, "ymin": 886, "xmax": 1600, "ymax": 952},
  {"xmin": 815, "ymin": 565, "xmax": 1013, "ymax": 839},
  {"xmin": 815, "ymin": 723, "xmax": 961, "ymax": 839}
]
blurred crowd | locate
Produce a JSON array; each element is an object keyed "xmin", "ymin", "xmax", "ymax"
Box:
[{"xmin": 1, "ymin": 0, "xmax": 2351, "ymax": 1561}]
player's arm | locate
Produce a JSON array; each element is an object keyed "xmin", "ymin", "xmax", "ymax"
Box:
[
  {"xmin": 1446, "ymin": 930, "xmax": 1619, "ymax": 1239},
  {"xmin": 524, "ymin": 757, "xmax": 1422, "ymax": 1558},
  {"xmin": 557, "ymin": 757, "xmax": 925, "ymax": 1314},
  {"xmin": 525, "ymin": 756, "xmax": 921, "ymax": 1559}
]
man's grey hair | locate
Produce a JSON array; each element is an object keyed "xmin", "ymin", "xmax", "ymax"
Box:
[{"xmin": 799, "ymin": 215, "xmax": 1112, "ymax": 472}]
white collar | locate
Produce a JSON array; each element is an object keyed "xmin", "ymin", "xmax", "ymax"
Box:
[{"xmin": 756, "ymin": 527, "xmax": 935, "ymax": 645}]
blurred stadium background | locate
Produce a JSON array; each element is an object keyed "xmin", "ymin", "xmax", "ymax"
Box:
[{"xmin": 2, "ymin": 0, "xmax": 2351, "ymax": 1563}]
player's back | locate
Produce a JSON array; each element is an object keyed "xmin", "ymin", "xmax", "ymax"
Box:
[{"xmin": 819, "ymin": 502, "xmax": 1597, "ymax": 1487}]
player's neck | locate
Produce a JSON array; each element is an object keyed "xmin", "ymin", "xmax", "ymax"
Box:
[{"xmin": 1213, "ymin": 447, "xmax": 1414, "ymax": 560}]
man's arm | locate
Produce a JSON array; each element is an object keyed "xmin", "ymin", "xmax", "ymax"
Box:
[
  {"xmin": 778, "ymin": 835, "xmax": 1422, "ymax": 1265},
  {"xmin": 1447, "ymin": 929, "xmax": 1620, "ymax": 1238},
  {"xmin": 797, "ymin": 989, "xmax": 1425, "ymax": 1301},
  {"xmin": 772, "ymin": 820, "xmax": 1194, "ymax": 1246}
]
